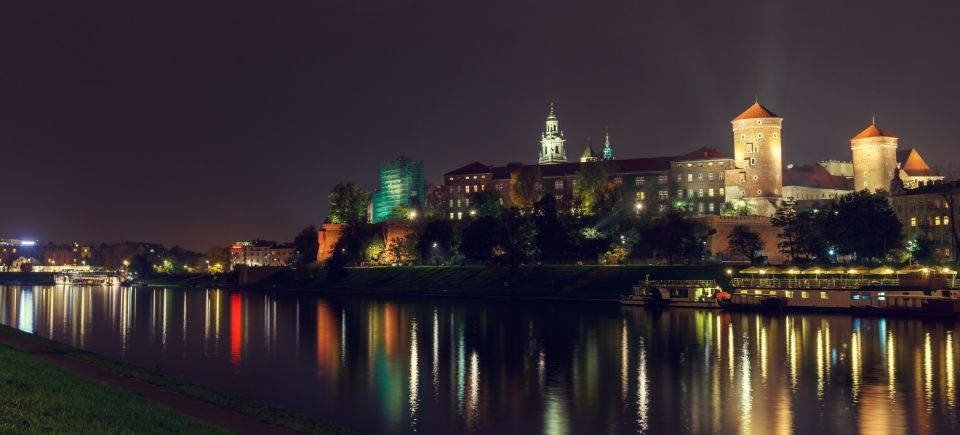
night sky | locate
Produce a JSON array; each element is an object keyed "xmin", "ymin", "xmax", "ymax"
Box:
[{"xmin": 2, "ymin": 0, "xmax": 957, "ymax": 250}]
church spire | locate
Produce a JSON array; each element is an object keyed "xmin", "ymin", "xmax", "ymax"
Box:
[
  {"xmin": 539, "ymin": 102, "xmax": 567, "ymax": 164},
  {"xmin": 602, "ymin": 128, "xmax": 614, "ymax": 160}
]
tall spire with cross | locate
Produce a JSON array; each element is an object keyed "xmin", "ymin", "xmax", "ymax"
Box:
[{"xmin": 602, "ymin": 128, "xmax": 614, "ymax": 160}]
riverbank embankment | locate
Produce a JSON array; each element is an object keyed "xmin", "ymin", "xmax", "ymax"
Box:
[
  {"xmin": 257, "ymin": 265, "xmax": 731, "ymax": 299},
  {"xmin": 0, "ymin": 325, "xmax": 357, "ymax": 434}
]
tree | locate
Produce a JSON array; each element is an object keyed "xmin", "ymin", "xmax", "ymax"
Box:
[
  {"xmin": 509, "ymin": 166, "xmax": 543, "ymax": 210},
  {"xmin": 646, "ymin": 212, "xmax": 709, "ymax": 264},
  {"xmin": 391, "ymin": 204, "xmax": 415, "ymax": 220},
  {"xmin": 532, "ymin": 194, "xmax": 567, "ymax": 262},
  {"xmin": 292, "ymin": 225, "xmax": 319, "ymax": 267},
  {"xmin": 460, "ymin": 216, "xmax": 499, "ymax": 262},
  {"xmin": 821, "ymin": 190, "xmax": 903, "ymax": 261},
  {"xmin": 386, "ymin": 236, "xmax": 417, "ymax": 265},
  {"xmin": 423, "ymin": 182, "xmax": 445, "ymax": 218},
  {"xmin": 328, "ymin": 182, "xmax": 370, "ymax": 225},
  {"xmin": 726, "ymin": 225, "xmax": 764, "ymax": 264},
  {"xmin": 415, "ymin": 219, "xmax": 455, "ymax": 261},
  {"xmin": 204, "ymin": 246, "xmax": 230, "ymax": 273},
  {"xmin": 470, "ymin": 188, "xmax": 503, "ymax": 217},
  {"xmin": 573, "ymin": 162, "xmax": 622, "ymax": 216},
  {"xmin": 495, "ymin": 208, "xmax": 534, "ymax": 271}
]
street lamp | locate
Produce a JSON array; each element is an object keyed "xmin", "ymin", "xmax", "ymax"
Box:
[{"xmin": 408, "ymin": 210, "xmax": 418, "ymax": 220}]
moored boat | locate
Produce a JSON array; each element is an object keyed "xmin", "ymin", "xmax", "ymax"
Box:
[
  {"xmin": 621, "ymin": 278, "xmax": 722, "ymax": 309},
  {"xmin": 723, "ymin": 267, "xmax": 960, "ymax": 316}
]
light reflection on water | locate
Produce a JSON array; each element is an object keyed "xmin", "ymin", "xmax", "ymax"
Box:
[{"xmin": 1, "ymin": 285, "xmax": 959, "ymax": 434}]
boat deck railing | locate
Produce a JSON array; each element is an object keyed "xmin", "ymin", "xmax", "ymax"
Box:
[
  {"xmin": 730, "ymin": 277, "xmax": 902, "ymax": 289},
  {"xmin": 635, "ymin": 279, "xmax": 718, "ymax": 288}
]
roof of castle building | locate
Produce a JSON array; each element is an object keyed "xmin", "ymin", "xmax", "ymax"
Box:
[
  {"xmin": 732, "ymin": 102, "xmax": 779, "ymax": 121},
  {"xmin": 444, "ymin": 162, "xmax": 493, "ymax": 176},
  {"xmin": 851, "ymin": 122, "xmax": 896, "ymax": 140},
  {"xmin": 897, "ymin": 148, "xmax": 937, "ymax": 177},
  {"xmin": 782, "ymin": 163, "xmax": 854, "ymax": 190},
  {"xmin": 580, "ymin": 142, "xmax": 599, "ymax": 160}
]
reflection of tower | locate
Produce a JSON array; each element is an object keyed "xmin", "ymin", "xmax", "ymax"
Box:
[
  {"xmin": 851, "ymin": 120, "xmax": 898, "ymax": 192},
  {"xmin": 539, "ymin": 103, "xmax": 567, "ymax": 164},
  {"xmin": 728, "ymin": 101, "xmax": 783, "ymax": 215}
]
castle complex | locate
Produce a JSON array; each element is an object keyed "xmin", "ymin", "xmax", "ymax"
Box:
[{"xmin": 446, "ymin": 100, "xmax": 945, "ymax": 219}]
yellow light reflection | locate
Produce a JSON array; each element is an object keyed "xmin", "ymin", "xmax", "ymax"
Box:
[
  {"xmin": 924, "ymin": 332, "xmax": 933, "ymax": 413},
  {"xmin": 637, "ymin": 337, "xmax": 649, "ymax": 433},
  {"xmin": 851, "ymin": 331, "xmax": 862, "ymax": 402},
  {"xmin": 947, "ymin": 332, "xmax": 955, "ymax": 411},
  {"xmin": 409, "ymin": 320, "xmax": 419, "ymax": 430}
]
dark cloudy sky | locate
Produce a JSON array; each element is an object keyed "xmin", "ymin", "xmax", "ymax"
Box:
[{"xmin": 1, "ymin": 0, "xmax": 957, "ymax": 250}]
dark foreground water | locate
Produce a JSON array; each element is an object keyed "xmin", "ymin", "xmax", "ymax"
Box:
[{"xmin": 1, "ymin": 286, "xmax": 958, "ymax": 434}]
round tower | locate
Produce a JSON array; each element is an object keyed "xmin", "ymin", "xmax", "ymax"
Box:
[
  {"xmin": 850, "ymin": 121, "xmax": 898, "ymax": 192},
  {"xmin": 730, "ymin": 101, "xmax": 783, "ymax": 212}
]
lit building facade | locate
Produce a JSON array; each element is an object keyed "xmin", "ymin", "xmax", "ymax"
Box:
[
  {"xmin": 371, "ymin": 156, "xmax": 424, "ymax": 223},
  {"xmin": 229, "ymin": 240, "xmax": 294, "ymax": 268},
  {"xmin": 890, "ymin": 176, "xmax": 959, "ymax": 261}
]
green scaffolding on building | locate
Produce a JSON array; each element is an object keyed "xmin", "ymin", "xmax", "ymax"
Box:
[{"xmin": 371, "ymin": 156, "xmax": 424, "ymax": 223}]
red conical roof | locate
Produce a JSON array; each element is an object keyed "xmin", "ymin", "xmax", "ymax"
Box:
[
  {"xmin": 851, "ymin": 123, "xmax": 895, "ymax": 140},
  {"xmin": 732, "ymin": 102, "xmax": 779, "ymax": 121}
]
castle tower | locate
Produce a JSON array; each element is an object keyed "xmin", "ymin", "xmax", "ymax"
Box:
[
  {"xmin": 602, "ymin": 129, "xmax": 614, "ymax": 160},
  {"xmin": 850, "ymin": 120, "xmax": 898, "ymax": 192},
  {"xmin": 539, "ymin": 103, "xmax": 567, "ymax": 164},
  {"xmin": 579, "ymin": 137, "xmax": 599, "ymax": 163},
  {"xmin": 728, "ymin": 101, "xmax": 783, "ymax": 214}
]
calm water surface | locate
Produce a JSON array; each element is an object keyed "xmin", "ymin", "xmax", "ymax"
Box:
[{"xmin": 1, "ymin": 285, "xmax": 959, "ymax": 434}]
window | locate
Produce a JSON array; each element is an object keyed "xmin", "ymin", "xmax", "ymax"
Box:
[
  {"xmin": 773, "ymin": 133, "xmax": 778, "ymax": 138},
  {"xmin": 852, "ymin": 293, "xmax": 860, "ymax": 300},
  {"xmin": 698, "ymin": 203, "xmax": 704, "ymax": 213},
  {"xmin": 465, "ymin": 185, "xmax": 471, "ymax": 193},
  {"xmin": 554, "ymin": 180, "xmax": 564, "ymax": 190},
  {"xmin": 677, "ymin": 174, "xmax": 683, "ymax": 183},
  {"xmin": 658, "ymin": 175, "xmax": 668, "ymax": 184},
  {"xmin": 740, "ymin": 121, "xmax": 745, "ymax": 126},
  {"xmin": 448, "ymin": 186, "xmax": 454, "ymax": 194},
  {"xmin": 754, "ymin": 290, "xmax": 762, "ymax": 295},
  {"xmin": 457, "ymin": 212, "xmax": 462, "ymax": 220},
  {"xmin": 820, "ymin": 291, "xmax": 828, "ymax": 299},
  {"xmin": 614, "ymin": 177, "xmax": 623, "ymax": 185},
  {"xmin": 474, "ymin": 185, "xmax": 479, "ymax": 192},
  {"xmin": 465, "ymin": 198, "xmax": 470, "ymax": 206},
  {"xmin": 753, "ymin": 146, "xmax": 759, "ymax": 153},
  {"xmin": 757, "ymin": 120, "xmax": 762, "ymax": 125},
  {"xmin": 936, "ymin": 216, "xmax": 942, "ymax": 226},
  {"xmin": 741, "ymin": 134, "xmax": 746, "ymax": 140},
  {"xmin": 719, "ymin": 188, "xmax": 725, "ymax": 196},
  {"xmin": 677, "ymin": 189, "xmax": 684, "ymax": 198},
  {"xmin": 757, "ymin": 189, "xmax": 762, "ymax": 195},
  {"xmin": 688, "ymin": 174, "xmax": 693, "ymax": 182},
  {"xmin": 708, "ymin": 203, "xmax": 715, "ymax": 212},
  {"xmin": 572, "ymin": 179, "xmax": 579, "ymax": 188},
  {"xmin": 456, "ymin": 199, "xmax": 461, "ymax": 207},
  {"xmin": 457, "ymin": 186, "xmax": 463, "ymax": 193},
  {"xmin": 784, "ymin": 291, "xmax": 793, "ymax": 298},
  {"xmin": 801, "ymin": 291, "xmax": 809, "ymax": 299},
  {"xmin": 750, "ymin": 157, "xmax": 757, "ymax": 166},
  {"xmin": 911, "ymin": 217, "xmax": 917, "ymax": 227},
  {"xmin": 637, "ymin": 192, "xmax": 646, "ymax": 201},
  {"xmin": 719, "ymin": 172, "xmax": 724, "ymax": 181},
  {"xmin": 752, "ymin": 175, "xmax": 759, "ymax": 181},
  {"xmin": 688, "ymin": 189, "xmax": 694, "ymax": 198},
  {"xmin": 697, "ymin": 173, "xmax": 704, "ymax": 182},
  {"xmin": 698, "ymin": 188, "xmax": 704, "ymax": 197},
  {"xmin": 449, "ymin": 212, "xmax": 455, "ymax": 219},
  {"xmin": 449, "ymin": 199, "xmax": 454, "ymax": 207},
  {"xmin": 495, "ymin": 183, "xmax": 504, "ymax": 192},
  {"xmin": 658, "ymin": 191, "xmax": 669, "ymax": 200},
  {"xmin": 635, "ymin": 177, "xmax": 645, "ymax": 186},
  {"xmin": 708, "ymin": 188, "xmax": 714, "ymax": 197},
  {"xmin": 757, "ymin": 133, "xmax": 763, "ymax": 138},
  {"xmin": 708, "ymin": 172, "xmax": 714, "ymax": 181},
  {"xmin": 946, "ymin": 216, "xmax": 951, "ymax": 225}
]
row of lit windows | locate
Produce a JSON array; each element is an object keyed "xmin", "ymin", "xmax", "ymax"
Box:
[
  {"xmin": 676, "ymin": 172, "xmax": 724, "ymax": 183},
  {"xmin": 448, "ymin": 175, "xmax": 487, "ymax": 181},
  {"xmin": 449, "ymin": 184, "xmax": 486, "ymax": 194},
  {"xmin": 909, "ymin": 216, "xmax": 952, "ymax": 227},
  {"xmin": 751, "ymin": 290, "xmax": 828, "ymax": 299},
  {"xmin": 675, "ymin": 161, "xmax": 726, "ymax": 169},
  {"xmin": 676, "ymin": 188, "xmax": 724, "ymax": 198}
]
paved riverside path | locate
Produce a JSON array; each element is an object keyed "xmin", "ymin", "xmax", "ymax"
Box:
[{"xmin": 0, "ymin": 331, "xmax": 292, "ymax": 435}]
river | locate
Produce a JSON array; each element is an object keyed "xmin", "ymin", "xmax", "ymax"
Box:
[{"xmin": 1, "ymin": 285, "xmax": 958, "ymax": 434}]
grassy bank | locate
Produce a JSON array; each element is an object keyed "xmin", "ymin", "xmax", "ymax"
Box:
[
  {"xmin": 0, "ymin": 326, "xmax": 357, "ymax": 435},
  {"xmin": 132, "ymin": 271, "xmax": 238, "ymax": 288},
  {"xmin": 0, "ymin": 335, "xmax": 225, "ymax": 434},
  {"xmin": 260, "ymin": 265, "xmax": 731, "ymax": 299}
]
